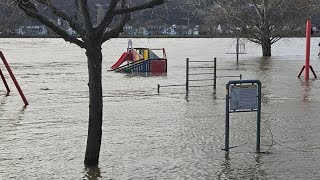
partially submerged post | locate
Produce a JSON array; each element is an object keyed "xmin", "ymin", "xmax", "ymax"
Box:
[
  {"xmin": 214, "ymin": 58, "xmax": 217, "ymax": 90},
  {"xmin": 0, "ymin": 51, "xmax": 28, "ymax": 106},
  {"xmin": 186, "ymin": 58, "xmax": 189, "ymax": 92},
  {"xmin": 298, "ymin": 19, "xmax": 317, "ymax": 80},
  {"xmin": 226, "ymin": 37, "xmax": 247, "ymax": 62},
  {"xmin": 0, "ymin": 68, "xmax": 10, "ymax": 95}
]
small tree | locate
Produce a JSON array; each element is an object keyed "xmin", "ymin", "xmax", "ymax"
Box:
[
  {"xmin": 201, "ymin": 0, "xmax": 320, "ymax": 56},
  {"xmin": 11, "ymin": 0, "xmax": 165, "ymax": 165}
]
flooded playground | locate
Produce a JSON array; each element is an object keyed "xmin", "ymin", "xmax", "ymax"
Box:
[{"xmin": 1, "ymin": 38, "xmax": 320, "ymax": 179}]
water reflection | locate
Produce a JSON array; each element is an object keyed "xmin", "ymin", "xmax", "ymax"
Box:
[
  {"xmin": 0, "ymin": 95, "xmax": 6, "ymax": 107},
  {"xmin": 218, "ymin": 153, "xmax": 266, "ymax": 179},
  {"xmin": 258, "ymin": 56, "xmax": 272, "ymax": 72},
  {"xmin": 217, "ymin": 153, "xmax": 231, "ymax": 179},
  {"xmin": 83, "ymin": 165, "xmax": 101, "ymax": 180},
  {"xmin": 299, "ymin": 79, "xmax": 313, "ymax": 102}
]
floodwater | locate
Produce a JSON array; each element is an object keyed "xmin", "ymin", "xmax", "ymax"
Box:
[{"xmin": 1, "ymin": 37, "xmax": 320, "ymax": 179}]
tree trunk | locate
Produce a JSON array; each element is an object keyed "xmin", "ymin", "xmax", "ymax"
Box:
[
  {"xmin": 261, "ymin": 38, "xmax": 271, "ymax": 56},
  {"xmin": 84, "ymin": 43, "xmax": 103, "ymax": 165},
  {"xmin": 260, "ymin": 0, "xmax": 271, "ymax": 57}
]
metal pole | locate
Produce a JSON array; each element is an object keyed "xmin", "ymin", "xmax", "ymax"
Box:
[
  {"xmin": 305, "ymin": 20, "xmax": 311, "ymax": 81},
  {"xmin": 225, "ymin": 83, "xmax": 230, "ymax": 151},
  {"xmin": 0, "ymin": 52, "xmax": 29, "ymax": 106},
  {"xmin": 0, "ymin": 68, "xmax": 10, "ymax": 94},
  {"xmin": 165, "ymin": 59, "xmax": 167, "ymax": 73},
  {"xmin": 257, "ymin": 82, "xmax": 262, "ymax": 152},
  {"xmin": 186, "ymin": 58, "xmax": 189, "ymax": 92},
  {"xmin": 214, "ymin": 58, "xmax": 217, "ymax": 90},
  {"xmin": 236, "ymin": 37, "xmax": 239, "ymax": 62}
]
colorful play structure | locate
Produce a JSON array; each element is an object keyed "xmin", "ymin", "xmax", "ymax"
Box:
[
  {"xmin": 110, "ymin": 40, "xmax": 167, "ymax": 74},
  {"xmin": 0, "ymin": 51, "xmax": 28, "ymax": 106}
]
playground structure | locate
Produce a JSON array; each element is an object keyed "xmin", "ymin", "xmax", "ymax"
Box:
[
  {"xmin": 298, "ymin": 19, "xmax": 317, "ymax": 80},
  {"xmin": 157, "ymin": 58, "xmax": 242, "ymax": 93},
  {"xmin": 110, "ymin": 40, "xmax": 167, "ymax": 74},
  {"xmin": 0, "ymin": 51, "xmax": 28, "ymax": 106}
]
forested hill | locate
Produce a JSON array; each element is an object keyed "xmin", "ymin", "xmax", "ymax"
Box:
[
  {"xmin": 46, "ymin": 0, "xmax": 200, "ymax": 26},
  {"xmin": 2, "ymin": 0, "xmax": 320, "ymax": 36},
  {"xmin": 0, "ymin": 0, "xmax": 202, "ymax": 30}
]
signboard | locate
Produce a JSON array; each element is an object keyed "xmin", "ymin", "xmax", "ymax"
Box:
[
  {"xmin": 225, "ymin": 80, "xmax": 261, "ymax": 152},
  {"xmin": 230, "ymin": 84, "xmax": 257, "ymax": 110}
]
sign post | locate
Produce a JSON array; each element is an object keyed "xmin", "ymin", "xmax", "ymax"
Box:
[{"xmin": 225, "ymin": 80, "xmax": 261, "ymax": 152}]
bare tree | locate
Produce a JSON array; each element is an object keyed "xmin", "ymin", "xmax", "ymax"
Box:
[
  {"xmin": 8, "ymin": 0, "xmax": 165, "ymax": 165},
  {"xmin": 202, "ymin": 0, "xmax": 320, "ymax": 56},
  {"xmin": 0, "ymin": 2, "xmax": 26, "ymax": 34}
]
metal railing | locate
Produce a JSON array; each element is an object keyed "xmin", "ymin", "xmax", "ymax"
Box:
[{"xmin": 157, "ymin": 58, "xmax": 242, "ymax": 93}]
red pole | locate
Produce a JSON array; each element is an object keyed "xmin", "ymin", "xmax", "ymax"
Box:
[
  {"xmin": 0, "ymin": 68, "xmax": 10, "ymax": 94},
  {"xmin": 0, "ymin": 51, "xmax": 29, "ymax": 106},
  {"xmin": 305, "ymin": 20, "xmax": 311, "ymax": 81}
]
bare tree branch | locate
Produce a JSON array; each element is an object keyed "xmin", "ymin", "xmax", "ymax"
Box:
[
  {"xmin": 79, "ymin": 0, "xmax": 94, "ymax": 36},
  {"xmin": 95, "ymin": 0, "xmax": 119, "ymax": 36},
  {"xmin": 114, "ymin": 0, "xmax": 166, "ymax": 15},
  {"xmin": 36, "ymin": 0, "xmax": 85, "ymax": 37},
  {"xmin": 102, "ymin": 14, "xmax": 130, "ymax": 43},
  {"xmin": 204, "ymin": 0, "xmax": 320, "ymax": 56},
  {"xmin": 15, "ymin": 0, "xmax": 85, "ymax": 48}
]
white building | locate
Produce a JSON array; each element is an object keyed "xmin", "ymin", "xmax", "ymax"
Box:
[
  {"xmin": 163, "ymin": 25, "xmax": 177, "ymax": 35},
  {"xmin": 139, "ymin": 27, "xmax": 149, "ymax": 35},
  {"xmin": 17, "ymin": 25, "xmax": 48, "ymax": 35}
]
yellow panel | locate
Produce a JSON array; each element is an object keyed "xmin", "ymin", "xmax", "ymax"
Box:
[{"xmin": 143, "ymin": 49, "xmax": 149, "ymax": 60}]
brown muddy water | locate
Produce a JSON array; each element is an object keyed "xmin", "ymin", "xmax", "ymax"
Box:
[{"xmin": 1, "ymin": 38, "xmax": 320, "ymax": 179}]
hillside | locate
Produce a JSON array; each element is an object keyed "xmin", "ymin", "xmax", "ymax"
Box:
[{"xmin": 0, "ymin": 1, "xmax": 201, "ymax": 33}]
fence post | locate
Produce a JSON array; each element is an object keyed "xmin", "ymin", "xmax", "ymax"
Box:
[
  {"xmin": 214, "ymin": 58, "xmax": 217, "ymax": 90},
  {"xmin": 157, "ymin": 84, "xmax": 160, "ymax": 93},
  {"xmin": 236, "ymin": 37, "xmax": 239, "ymax": 62},
  {"xmin": 257, "ymin": 81, "xmax": 262, "ymax": 152},
  {"xmin": 225, "ymin": 82, "xmax": 230, "ymax": 151},
  {"xmin": 186, "ymin": 58, "xmax": 189, "ymax": 92}
]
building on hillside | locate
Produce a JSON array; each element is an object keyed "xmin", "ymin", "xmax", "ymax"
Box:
[
  {"xmin": 123, "ymin": 25, "xmax": 138, "ymax": 35},
  {"xmin": 192, "ymin": 25, "xmax": 200, "ymax": 35},
  {"xmin": 16, "ymin": 25, "xmax": 48, "ymax": 36},
  {"xmin": 147, "ymin": 25, "xmax": 166, "ymax": 35},
  {"xmin": 138, "ymin": 27, "xmax": 149, "ymax": 35},
  {"xmin": 163, "ymin": 25, "xmax": 177, "ymax": 35}
]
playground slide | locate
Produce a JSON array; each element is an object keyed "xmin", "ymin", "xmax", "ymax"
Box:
[{"xmin": 111, "ymin": 52, "xmax": 131, "ymax": 69}]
